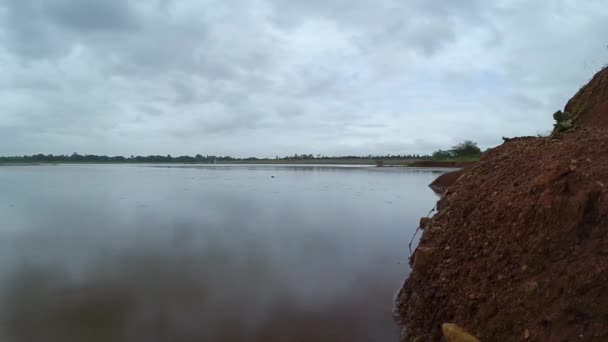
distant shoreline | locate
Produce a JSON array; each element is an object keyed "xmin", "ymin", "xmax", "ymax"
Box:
[{"xmin": 0, "ymin": 159, "xmax": 475, "ymax": 167}]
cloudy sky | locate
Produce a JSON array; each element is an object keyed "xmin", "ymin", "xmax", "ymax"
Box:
[{"xmin": 0, "ymin": 0, "xmax": 607, "ymax": 157}]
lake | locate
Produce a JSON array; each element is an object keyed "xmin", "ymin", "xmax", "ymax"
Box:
[{"xmin": 0, "ymin": 164, "xmax": 441, "ymax": 342}]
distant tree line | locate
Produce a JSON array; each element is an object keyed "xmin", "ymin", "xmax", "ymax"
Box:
[
  {"xmin": 0, "ymin": 152, "xmax": 434, "ymax": 164},
  {"xmin": 0, "ymin": 142, "xmax": 482, "ymax": 164},
  {"xmin": 0, "ymin": 153, "xmax": 238, "ymax": 163},
  {"xmin": 0, "ymin": 153, "xmax": 433, "ymax": 164},
  {"xmin": 277, "ymin": 153, "xmax": 427, "ymax": 160}
]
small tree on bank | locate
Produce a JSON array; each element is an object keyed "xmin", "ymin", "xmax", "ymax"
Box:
[
  {"xmin": 450, "ymin": 140, "xmax": 482, "ymax": 158},
  {"xmin": 432, "ymin": 150, "xmax": 453, "ymax": 159},
  {"xmin": 431, "ymin": 140, "xmax": 482, "ymax": 160}
]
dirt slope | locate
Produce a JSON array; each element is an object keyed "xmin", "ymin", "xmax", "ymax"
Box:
[
  {"xmin": 428, "ymin": 169, "xmax": 466, "ymax": 194},
  {"xmin": 565, "ymin": 66, "xmax": 608, "ymax": 129},
  {"xmin": 395, "ymin": 67, "xmax": 608, "ymax": 341}
]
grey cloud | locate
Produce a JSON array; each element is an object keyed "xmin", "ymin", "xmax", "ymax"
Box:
[
  {"xmin": 268, "ymin": 0, "xmax": 488, "ymax": 58},
  {"xmin": 10, "ymin": 77, "xmax": 62, "ymax": 91},
  {"xmin": 509, "ymin": 93, "xmax": 546, "ymax": 111},
  {"xmin": 0, "ymin": 0, "xmax": 138, "ymax": 60},
  {"xmin": 403, "ymin": 21, "xmax": 456, "ymax": 57},
  {"xmin": 45, "ymin": 0, "xmax": 138, "ymax": 32},
  {"xmin": 172, "ymin": 80, "xmax": 198, "ymax": 104},
  {"xmin": 275, "ymin": 101, "xmax": 305, "ymax": 118},
  {"xmin": 0, "ymin": 0, "xmax": 606, "ymax": 157},
  {"xmin": 138, "ymin": 104, "xmax": 164, "ymax": 117},
  {"xmin": 166, "ymin": 106, "xmax": 267, "ymax": 138},
  {"xmin": 1, "ymin": 1, "xmax": 60, "ymax": 59},
  {"xmin": 294, "ymin": 68, "xmax": 339, "ymax": 98}
]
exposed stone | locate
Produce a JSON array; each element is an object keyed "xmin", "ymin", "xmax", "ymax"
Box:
[
  {"xmin": 523, "ymin": 280, "xmax": 539, "ymax": 295},
  {"xmin": 441, "ymin": 323, "xmax": 480, "ymax": 342}
]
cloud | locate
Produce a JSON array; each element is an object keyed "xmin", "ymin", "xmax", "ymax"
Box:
[
  {"xmin": 46, "ymin": 0, "xmax": 138, "ymax": 32},
  {"xmin": 0, "ymin": 0, "xmax": 606, "ymax": 156}
]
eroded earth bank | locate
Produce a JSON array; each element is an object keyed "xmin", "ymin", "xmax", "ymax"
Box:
[{"xmin": 395, "ymin": 67, "xmax": 608, "ymax": 341}]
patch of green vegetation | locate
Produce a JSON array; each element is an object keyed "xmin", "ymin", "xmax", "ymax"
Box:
[
  {"xmin": 430, "ymin": 140, "xmax": 482, "ymax": 161},
  {"xmin": 432, "ymin": 155, "xmax": 481, "ymax": 162},
  {"xmin": 553, "ymin": 110, "xmax": 573, "ymax": 132}
]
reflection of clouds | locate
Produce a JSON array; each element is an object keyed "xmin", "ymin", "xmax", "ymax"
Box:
[
  {"xmin": 2, "ymin": 264, "xmax": 129, "ymax": 342},
  {"xmin": 0, "ymin": 165, "xmax": 440, "ymax": 341},
  {"xmin": 153, "ymin": 164, "xmax": 451, "ymax": 174},
  {"xmin": 0, "ymin": 234, "xmax": 398, "ymax": 341}
]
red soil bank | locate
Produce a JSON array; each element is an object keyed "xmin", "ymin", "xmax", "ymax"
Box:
[
  {"xmin": 428, "ymin": 169, "xmax": 466, "ymax": 194},
  {"xmin": 394, "ymin": 67, "xmax": 608, "ymax": 341}
]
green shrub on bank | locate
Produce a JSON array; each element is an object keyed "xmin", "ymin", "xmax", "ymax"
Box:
[
  {"xmin": 431, "ymin": 140, "xmax": 482, "ymax": 161},
  {"xmin": 553, "ymin": 110, "xmax": 573, "ymax": 132}
]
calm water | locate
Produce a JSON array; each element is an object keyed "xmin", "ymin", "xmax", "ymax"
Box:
[{"xmin": 0, "ymin": 164, "xmax": 441, "ymax": 342}]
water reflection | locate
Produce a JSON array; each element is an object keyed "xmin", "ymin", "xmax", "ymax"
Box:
[{"xmin": 0, "ymin": 165, "xmax": 440, "ymax": 341}]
